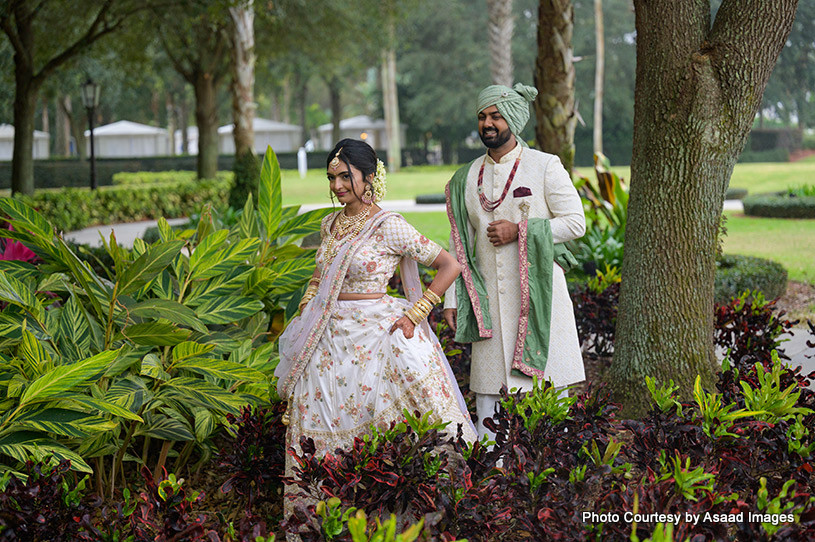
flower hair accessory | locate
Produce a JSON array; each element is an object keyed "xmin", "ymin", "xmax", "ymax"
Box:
[{"xmin": 371, "ymin": 159, "xmax": 387, "ymax": 202}]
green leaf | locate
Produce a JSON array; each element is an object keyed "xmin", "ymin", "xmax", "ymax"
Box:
[
  {"xmin": 133, "ymin": 415, "xmax": 194, "ymax": 441},
  {"xmin": 274, "ymin": 207, "xmax": 333, "ymax": 238},
  {"xmin": 173, "ymin": 358, "xmax": 265, "ymax": 382},
  {"xmin": 57, "ymin": 296, "xmax": 92, "ymax": 359},
  {"xmin": 0, "ymin": 270, "xmax": 44, "ymax": 317},
  {"xmin": 270, "ymin": 258, "xmax": 315, "ymax": 294},
  {"xmin": 172, "ymin": 341, "xmax": 216, "ymax": 363},
  {"xmin": 193, "ymin": 408, "xmax": 215, "ymax": 442},
  {"xmin": 188, "ymin": 230, "xmax": 229, "ymax": 278},
  {"xmin": 161, "ymin": 377, "xmax": 247, "ymax": 415},
  {"xmin": 55, "ymin": 238, "xmax": 109, "ymax": 321},
  {"xmin": 129, "ymin": 299, "xmax": 209, "ymax": 334},
  {"xmin": 258, "ymin": 146, "xmax": 282, "ymax": 239},
  {"xmin": 238, "ymin": 194, "xmax": 258, "ymax": 239},
  {"xmin": 15, "ymin": 408, "xmax": 117, "ymax": 438},
  {"xmin": 55, "ymin": 393, "xmax": 144, "ymax": 422},
  {"xmin": 189, "ymin": 238, "xmax": 261, "ymax": 281},
  {"xmin": 140, "ymin": 353, "xmax": 172, "ymax": 381},
  {"xmin": 18, "ymin": 327, "xmax": 51, "ymax": 377},
  {"xmin": 0, "ymin": 197, "xmax": 53, "ymax": 240},
  {"xmin": 243, "ymin": 267, "xmax": 276, "ymax": 297},
  {"xmin": 115, "ymin": 322, "xmax": 190, "ymax": 346},
  {"xmin": 157, "ymin": 217, "xmax": 177, "ymax": 242},
  {"xmin": 20, "ymin": 349, "xmax": 119, "ymax": 406},
  {"xmin": 195, "ymin": 296, "xmax": 264, "ymax": 325},
  {"xmin": 105, "ymin": 376, "xmax": 150, "ymax": 411},
  {"xmin": 0, "ymin": 431, "xmax": 92, "ymax": 472},
  {"xmin": 117, "ymin": 240, "xmax": 185, "ymax": 296}
]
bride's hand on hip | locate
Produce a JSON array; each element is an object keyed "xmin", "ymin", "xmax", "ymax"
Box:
[{"xmin": 389, "ymin": 316, "xmax": 416, "ymax": 339}]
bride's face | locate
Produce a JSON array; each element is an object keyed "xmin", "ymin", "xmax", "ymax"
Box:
[{"xmin": 327, "ymin": 161, "xmax": 366, "ymax": 204}]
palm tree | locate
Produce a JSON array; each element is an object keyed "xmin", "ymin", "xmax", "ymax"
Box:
[{"xmin": 487, "ymin": 0, "xmax": 515, "ymax": 86}]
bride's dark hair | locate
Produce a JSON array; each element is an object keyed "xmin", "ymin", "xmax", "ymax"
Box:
[{"xmin": 327, "ymin": 139, "xmax": 378, "ymax": 192}]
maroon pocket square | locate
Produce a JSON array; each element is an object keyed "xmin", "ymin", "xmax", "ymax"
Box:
[{"xmin": 513, "ymin": 187, "xmax": 532, "ymax": 197}]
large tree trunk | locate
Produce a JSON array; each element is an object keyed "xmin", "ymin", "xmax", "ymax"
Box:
[
  {"xmin": 487, "ymin": 0, "xmax": 514, "ymax": 86},
  {"xmin": 229, "ymin": 1, "xmax": 256, "ymax": 158},
  {"xmin": 534, "ymin": 0, "xmax": 577, "ymax": 173},
  {"xmin": 593, "ymin": 0, "xmax": 604, "ymax": 155},
  {"xmin": 294, "ymin": 70, "xmax": 308, "ymax": 146},
  {"xmin": 608, "ymin": 0, "xmax": 799, "ymax": 417},
  {"xmin": 11, "ymin": 70, "xmax": 38, "ymax": 195},
  {"xmin": 193, "ymin": 72, "xmax": 219, "ymax": 179}
]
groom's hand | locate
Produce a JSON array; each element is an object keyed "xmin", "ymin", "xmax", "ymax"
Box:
[
  {"xmin": 443, "ymin": 308, "xmax": 457, "ymax": 332},
  {"xmin": 487, "ymin": 220, "xmax": 518, "ymax": 246}
]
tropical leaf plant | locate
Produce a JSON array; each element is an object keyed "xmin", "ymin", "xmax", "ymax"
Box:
[{"xmin": 0, "ymin": 147, "xmax": 328, "ymax": 496}]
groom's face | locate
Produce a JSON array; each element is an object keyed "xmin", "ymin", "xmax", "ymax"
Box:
[{"xmin": 478, "ymin": 106, "xmax": 512, "ymax": 149}]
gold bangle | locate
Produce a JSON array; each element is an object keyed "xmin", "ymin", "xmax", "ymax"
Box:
[{"xmin": 423, "ymin": 289, "xmax": 441, "ymax": 305}]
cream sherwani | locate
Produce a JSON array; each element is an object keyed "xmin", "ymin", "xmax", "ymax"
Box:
[{"xmin": 445, "ymin": 144, "xmax": 586, "ymax": 394}]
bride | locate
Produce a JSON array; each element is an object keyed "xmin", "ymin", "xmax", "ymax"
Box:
[{"xmin": 275, "ymin": 138, "xmax": 476, "ymax": 486}]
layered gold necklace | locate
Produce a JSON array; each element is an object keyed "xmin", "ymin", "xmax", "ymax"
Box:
[{"xmin": 322, "ymin": 206, "xmax": 371, "ymax": 263}]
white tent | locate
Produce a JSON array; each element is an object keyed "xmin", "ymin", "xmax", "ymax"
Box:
[
  {"xmin": 174, "ymin": 126, "xmax": 199, "ymax": 155},
  {"xmin": 85, "ymin": 120, "xmax": 170, "ymax": 158},
  {"xmin": 0, "ymin": 124, "xmax": 50, "ymax": 161},
  {"xmin": 317, "ymin": 115, "xmax": 406, "ymax": 151},
  {"xmin": 218, "ymin": 118, "xmax": 302, "ymax": 154}
]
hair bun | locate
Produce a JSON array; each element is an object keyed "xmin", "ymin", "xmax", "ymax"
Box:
[{"xmin": 513, "ymin": 83, "xmax": 538, "ymax": 102}]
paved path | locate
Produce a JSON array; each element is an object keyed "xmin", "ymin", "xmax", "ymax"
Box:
[{"xmin": 64, "ymin": 197, "xmax": 815, "ymax": 381}]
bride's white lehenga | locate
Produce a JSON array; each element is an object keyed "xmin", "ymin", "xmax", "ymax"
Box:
[{"xmin": 276, "ymin": 210, "xmax": 477, "ymax": 526}]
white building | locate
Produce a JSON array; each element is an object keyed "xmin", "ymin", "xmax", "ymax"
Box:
[
  {"xmin": 218, "ymin": 118, "xmax": 302, "ymax": 155},
  {"xmin": 85, "ymin": 120, "xmax": 170, "ymax": 158},
  {"xmin": 0, "ymin": 124, "xmax": 50, "ymax": 161},
  {"xmin": 317, "ymin": 115, "xmax": 406, "ymax": 151}
]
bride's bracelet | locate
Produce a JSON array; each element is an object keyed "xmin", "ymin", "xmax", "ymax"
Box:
[
  {"xmin": 404, "ymin": 289, "xmax": 442, "ymax": 325},
  {"xmin": 299, "ymin": 279, "xmax": 320, "ymax": 311}
]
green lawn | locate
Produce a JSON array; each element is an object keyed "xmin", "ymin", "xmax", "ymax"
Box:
[
  {"xmin": 722, "ymin": 211, "xmax": 815, "ymax": 285},
  {"xmin": 605, "ymin": 155, "xmax": 815, "ymax": 195},
  {"xmin": 397, "ymin": 210, "xmax": 815, "ymax": 287},
  {"xmin": 280, "ymin": 157, "xmax": 815, "ymax": 207}
]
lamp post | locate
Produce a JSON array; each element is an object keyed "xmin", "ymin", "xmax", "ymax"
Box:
[{"xmin": 81, "ymin": 79, "xmax": 101, "ymax": 190}]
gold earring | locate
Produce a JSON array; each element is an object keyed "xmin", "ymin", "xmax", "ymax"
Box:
[{"xmin": 362, "ymin": 187, "xmax": 373, "ymax": 205}]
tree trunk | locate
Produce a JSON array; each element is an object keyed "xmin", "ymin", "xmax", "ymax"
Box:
[
  {"xmin": 294, "ymin": 71, "xmax": 308, "ymax": 146},
  {"xmin": 166, "ymin": 93, "xmax": 176, "ymax": 156},
  {"xmin": 229, "ymin": 1, "xmax": 256, "ymax": 158},
  {"xmin": 55, "ymin": 95, "xmax": 72, "ymax": 157},
  {"xmin": 193, "ymin": 71, "xmax": 219, "ymax": 179},
  {"xmin": 381, "ymin": 47, "xmax": 401, "ymax": 171},
  {"xmin": 608, "ymin": 0, "xmax": 799, "ymax": 417},
  {"xmin": 487, "ymin": 0, "xmax": 514, "ymax": 86},
  {"xmin": 534, "ymin": 0, "xmax": 577, "ymax": 173},
  {"xmin": 11, "ymin": 71, "xmax": 38, "ymax": 195},
  {"xmin": 178, "ymin": 94, "xmax": 189, "ymax": 154},
  {"xmin": 328, "ymin": 75, "xmax": 342, "ymax": 146},
  {"xmin": 593, "ymin": 0, "xmax": 604, "ymax": 155}
]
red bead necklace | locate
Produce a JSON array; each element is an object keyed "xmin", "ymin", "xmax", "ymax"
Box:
[{"xmin": 476, "ymin": 152, "xmax": 522, "ymax": 212}]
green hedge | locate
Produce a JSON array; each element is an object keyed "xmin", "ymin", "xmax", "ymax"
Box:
[
  {"xmin": 724, "ymin": 187, "xmax": 748, "ymax": 200},
  {"xmin": 16, "ymin": 178, "xmax": 231, "ymax": 232},
  {"xmin": 742, "ymin": 192, "xmax": 815, "ymax": 218},
  {"xmin": 113, "ymin": 170, "xmax": 233, "ymax": 185},
  {"xmin": 737, "ymin": 148, "xmax": 790, "ymax": 163},
  {"xmin": 714, "ymin": 254, "xmax": 787, "ymax": 304},
  {"xmin": 415, "ymin": 193, "xmax": 447, "ymax": 204}
]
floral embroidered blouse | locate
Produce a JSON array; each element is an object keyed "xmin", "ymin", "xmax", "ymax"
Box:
[{"xmin": 316, "ymin": 211, "xmax": 442, "ymax": 294}]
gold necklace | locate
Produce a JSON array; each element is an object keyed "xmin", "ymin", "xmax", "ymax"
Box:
[{"xmin": 322, "ymin": 206, "xmax": 371, "ymax": 263}]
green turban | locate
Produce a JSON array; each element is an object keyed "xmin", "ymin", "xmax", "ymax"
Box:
[{"xmin": 477, "ymin": 83, "xmax": 538, "ymax": 146}]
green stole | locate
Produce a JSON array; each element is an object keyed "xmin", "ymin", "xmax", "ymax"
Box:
[{"xmin": 445, "ymin": 159, "xmax": 577, "ymax": 379}]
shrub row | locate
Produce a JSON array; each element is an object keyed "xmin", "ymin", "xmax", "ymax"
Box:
[
  {"xmin": 714, "ymin": 254, "xmax": 788, "ymax": 303},
  {"xmin": 15, "ymin": 178, "xmax": 231, "ymax": 232},
  {"xmin": 743, "ymin": 192, "xmax": 815, "ymax": 219},
  {"xmin": 112, "ymin": 170, "xmax": 233, "ymax": 185},
  {"xmin": 737, "ymin": 148, "xmax": 790, "ymax": 163}
]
